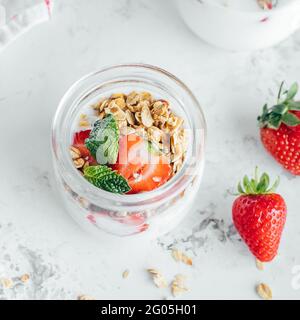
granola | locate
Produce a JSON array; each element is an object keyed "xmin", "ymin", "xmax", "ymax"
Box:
[
  {"xmin": 91, "ymin": 91, "xmax": 186, "ymax": 175},
  {"xmin": 70, "ymin": 91, "xmax": 187, "ymax": 195}
]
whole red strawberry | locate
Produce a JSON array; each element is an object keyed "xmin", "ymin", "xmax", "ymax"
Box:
[
  {"xmin": 258, "ymin": 82, "xmax": 300, "ymax": 175},
  {"xmin": 232, "ymin": 169, "xmax": 287, "ymax": 262}
]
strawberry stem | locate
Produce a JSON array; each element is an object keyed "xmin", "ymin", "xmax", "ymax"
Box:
[
  {"xmin": 258, "ymin": 82, "xmax": 300, "ymax": 129},
  {"xmin": 237, "ymin": 167, "xmax": 280, "ymax": 195}
]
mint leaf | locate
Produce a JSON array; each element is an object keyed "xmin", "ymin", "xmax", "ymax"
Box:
[
  {"xmin": 84, "ymin": 165, "xmax": 131, "ymax": 194},
  {"xmin": 85, "ymin": 114, "xmax": 119, "ymax": 165}
]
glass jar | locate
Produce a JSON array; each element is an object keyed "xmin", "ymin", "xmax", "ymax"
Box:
[{"xmin": 51, "ymin": 64, "xmax": 206, "ymax": 238}]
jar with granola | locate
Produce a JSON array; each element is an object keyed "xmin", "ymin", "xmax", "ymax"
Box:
[{"xmin": 51, "ymin": 64, "xmax": 206, "ymax": 238}]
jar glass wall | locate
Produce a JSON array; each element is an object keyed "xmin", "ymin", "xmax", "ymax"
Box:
[{"xmin": 51, "ymin": 64, "xmax": 206, "ymax": 237}]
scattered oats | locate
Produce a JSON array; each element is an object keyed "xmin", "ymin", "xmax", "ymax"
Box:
[
  {"xmin": 1, "ymin": 278, "xmax": 13, "ymax": 289},
  {"xmin": 171, "ymin": 274, "xmax": 188, "ymax": 297},
  {"xmin": 174, "ymin": 274, "xmax": 187, "ymax": 286},
  {"xmin": 171, "ymin": 249, "xmax": 193, "ymax": 266},
  {"xmin": 78, "ymin": 295, "xmax": 96, "ymax": 301},
  {"xmin": 255, "ymin": 259, "xmax": 264, "ymax": 271},
  {"xmin": 172, "ymin": 249, "xmax": 182, "ymax": 262},
  {"xmin": 147, "ymin": 269, "xmax": 168, "ymax": 288},
  {"xmin": 20, "ymin": 274, "xmax": 30, "ymax": 283},
  {"xmin": 182, "ymin": 255, "xmax": 192, "ymax": 266},
  {"xmin": 256, "ymin": 283, "xmax": 272, "ymax": 300},
  {"xmin": 147, "ymin": 268, "xmax": 160, "ymax": 275},
  {"xmin": 153, "ymin": 275, "xmax": 168, "ymax": 289},
  {"xmin": 70, "ymin": 146, "xmax": 81, "ymax": 160},
  {"xmin": 122, "ymin": 270, "xmax": 130, "ymax": 279}
]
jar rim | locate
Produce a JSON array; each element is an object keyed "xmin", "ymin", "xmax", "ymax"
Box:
[{"xmin": 51, "ymin": 63, "xmax": 206, "ymax": 209}]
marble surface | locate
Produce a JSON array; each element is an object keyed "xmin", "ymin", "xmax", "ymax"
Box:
[{"xmin": 0, "ymin": 0, "xmax": 300, "ymax": 300}]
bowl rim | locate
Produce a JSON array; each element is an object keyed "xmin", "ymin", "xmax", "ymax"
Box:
[{"xmin": 186, "ymin": 0, "xmax": 299, "ymax": 15}]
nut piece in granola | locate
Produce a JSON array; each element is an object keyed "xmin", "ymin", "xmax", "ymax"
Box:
[
  {"xmin": 73, "ymin": 157, "xmax": 85, "ymax": 169},
  {"xmin": 70, "ymin": 146, "xmax": 81, "ymax": 160},
  {"xmin": 141, "ymin": 104, "xmax": 154, "ymax": 128},
  {"xmin": 256, "ymin": 283, "xmax": 272, "ymax": 300}
]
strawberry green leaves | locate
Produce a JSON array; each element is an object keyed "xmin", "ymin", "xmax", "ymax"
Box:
[
  {"xmin": 84, "ymin": 165, "xmax": 131, "ymax": 194},
  {"xmin": 282, "ymin": 82, "xmax": 298, "ymax": 102},
  {"xmin": 237, "ymin": 167, "xmax": 280, "ymax": 195},
  {"xmin": 258, "ymin": 82, "xmax": 300, "ymax": 129},
  {"xmin": 85, "ymin": 114, "xmax": 119, "ymax": 165}
]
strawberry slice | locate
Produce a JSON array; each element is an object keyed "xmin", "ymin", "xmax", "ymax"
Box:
[
  {"xmin": 112, "ymin": 134, "xmax": 172, "ymax": 194},
  {"xmin": 73, "ymin": 130, "xmax": 97, "ymax": 164}
]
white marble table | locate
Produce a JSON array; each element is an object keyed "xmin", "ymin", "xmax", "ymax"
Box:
[{"xmin": 0, "ymin": 0, "xmax": 300, "ymax": 300}]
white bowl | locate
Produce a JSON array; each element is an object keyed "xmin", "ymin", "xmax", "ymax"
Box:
[{"xmin": 176, "ymin": 0, "xmax": 300, "ymax": 51}]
